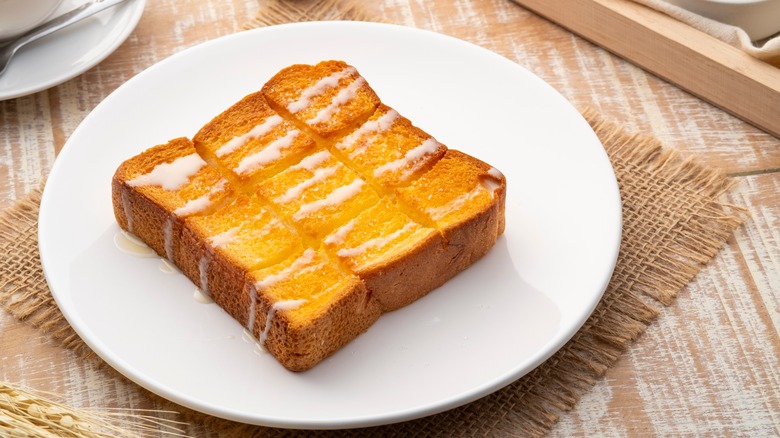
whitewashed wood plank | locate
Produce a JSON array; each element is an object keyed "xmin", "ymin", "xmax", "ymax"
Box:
[
  {"xmin": 551, "ymin": 204, "xmax": 780, "ymax": 435},
  {"xmin": 0, "ymin": 94, "xmax": 55, "ymax": 204},
  {"xmin": 727, "ymin": 175, "xmax": 780, "ymax": 336}
]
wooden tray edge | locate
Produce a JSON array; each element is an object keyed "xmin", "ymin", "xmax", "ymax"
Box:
[{"xmin": 511, "ymin": 0, "xmax": 780, "ymax": 138}]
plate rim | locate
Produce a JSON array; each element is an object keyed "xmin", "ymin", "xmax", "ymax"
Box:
[{"xmin": 38, "ymin": 20, "xmax": 622, "ymax": 429}]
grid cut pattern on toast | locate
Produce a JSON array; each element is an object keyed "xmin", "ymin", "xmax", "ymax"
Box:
[{"xmin": 112, "ymin": 60, "xmax": 506, "ymax": 371}]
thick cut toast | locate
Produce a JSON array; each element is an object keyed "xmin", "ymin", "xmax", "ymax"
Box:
[{"xmin": 112, "ymin": 61, "xmax": 506, "ymax": 371}]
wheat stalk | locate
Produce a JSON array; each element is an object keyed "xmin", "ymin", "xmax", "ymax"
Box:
[{"xmin": 0, "ymin": 381, "xmax": 187, "ymax": 437}]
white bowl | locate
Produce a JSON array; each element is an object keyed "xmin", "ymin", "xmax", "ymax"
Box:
[
  {"xmin": 0, "ymin": 0, "xmax": 64, "ymax": 40},
  {"xmin": 664, "ymin": 0, "xmax": 780, "ymax": 40}
]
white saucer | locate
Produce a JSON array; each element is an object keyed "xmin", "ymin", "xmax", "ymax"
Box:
[{"xmin": 0, "ymin": 0, "xmax": 145, "ymax": 101}]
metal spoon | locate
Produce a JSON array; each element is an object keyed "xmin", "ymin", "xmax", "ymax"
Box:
[{"xmin": 0, "ymin": 0, "xmax": 131, "ymax": 76}]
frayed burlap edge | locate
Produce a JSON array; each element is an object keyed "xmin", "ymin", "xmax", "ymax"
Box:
[
  {"xmin": 0, "ymin": 187, "xmax": 96, "ymax": 360},
  {"xmin": 586, "ymin": 110, "xmax": 745, "ymax": 308},
  {"xmin": 242, "ymin": 0, "xmax": 374, "ymax": 30},
  {"xmin": 0, "ymin": 108, "xmax": 745, "ymax": 437}
]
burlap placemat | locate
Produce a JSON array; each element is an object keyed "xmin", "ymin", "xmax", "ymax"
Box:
[{"xmin": 0, "ymin": 1, "xmax": 744, "ymax": 436}]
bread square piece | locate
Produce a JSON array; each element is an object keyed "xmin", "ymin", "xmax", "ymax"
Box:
[
  {"xmin": 262, "ymin": 60, "xmax": 381, "ymax": 139},
  {"xmin": 333, "ymin": 104, "xmax": 448, "ymax": 193}
]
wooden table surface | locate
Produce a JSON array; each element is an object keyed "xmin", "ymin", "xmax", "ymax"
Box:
[{"xmin": 1, "ymin": 0, "xmax": 779, "ymax": 436}]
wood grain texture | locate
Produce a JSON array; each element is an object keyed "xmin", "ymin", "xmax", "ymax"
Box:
[
  {"xmin": 1, "ymin": 0, "xmax": 779, "ymax": 436},
  {"xmin": 552, "ymin": 198, "xmax": 780, "ymax": 435},
  {"xmin": 371, "ymin": 0, "xmax": 780, "ymax": 176},
  {"xmin": 511, "ymin": 0, "xmax": 780, "ymax": 139}
]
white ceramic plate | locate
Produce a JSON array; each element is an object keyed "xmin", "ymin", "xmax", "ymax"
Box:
[
  {"xmin": 39, "ymin": 22, "xmax": 621, "ymax": 429},
  {"xmin": 0, "ymin": 0, "xmax": 145, "ymax": 100}
]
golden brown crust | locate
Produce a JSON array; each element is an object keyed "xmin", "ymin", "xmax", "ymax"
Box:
[
  {"xmin": 111, "ymin": 138, "xmax": 196, "ymax": 262},
  {"xmin": 178, "ymin": 223, "xmax": 251, "ymax": 315},
  {"xmin": 438, "ymin": 149, "xmax": 506, "ymax": 241},
  {"xmin": 256, "ymin": 279, "xmax": 382, "ymax": 371},
  {"xmin": 358, "ymin": 231, "xmax": 448, "ymax": 311},
  {"xmin": 112, "ymin": 174, "xmax": 181, "ymax": 260}
]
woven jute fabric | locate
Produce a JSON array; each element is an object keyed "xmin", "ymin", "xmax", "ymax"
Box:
[
  {"xmin": 242, "ymin": 0, "xmax": 373, "ymax": 29},
  {"xmin": 0, "ymin": 1, "xmax": 745, "ymax": 436}
]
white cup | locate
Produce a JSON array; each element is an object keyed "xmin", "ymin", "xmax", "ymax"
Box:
[
  {"xmin": 0, "ymin": 0, "xmax": 65, "ymax": 40},
  {"xmin": 664, "ymin": 0, "xmax": 780, "ymax": 41}
]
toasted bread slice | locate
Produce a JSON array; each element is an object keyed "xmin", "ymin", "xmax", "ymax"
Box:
[{"xmin": 112, "ymin": 61, "xmax": 506, "ymax": 371}]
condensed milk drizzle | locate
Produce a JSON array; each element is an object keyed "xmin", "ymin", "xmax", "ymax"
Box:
[
  {"xmin": 113, "ymin": 230, "xmax": 182, "ymax": 275},
  {"xmin": 275, "ymin": 163, "xmax": 342, "ymax": 204},
  {"xmin": 373, "ymin": 138, "xmax": 441, "ymax": 178},
  {"xmin": 114, "ymin": 230, "xmax": 156, "ymax": 257},
  {"xmin": 174, "ymin": 192, "xmax": 211, "ymax": 217},
  {"xmin": 481, "ymin": 167, "xmax": 504, "ymax": 194},
  {"xmin": 255, "ymin": 248, "xmax": 316, "ymax": 289},
  {"xmin": 337, "ymin": 221, "xmax": 417, "ymax": 258},
  {"xmin": 163, "ymin": 218, "xmax": 174, "ymax": 261},
  {"xmin": 247, "ymin": 285, "xmax": 258, "ymax": 335},
  {"xmin": 174, "ymin": 179, "xmax": 227, "ymax": 217},
  {"xmin": 293, "ymin": 178, "xmax": 365, "ymax": 220},
  {"xmin": 324, "ymin": 217, "xmax": 356, "ymax": 245},
  {"xmin": 290, "ymin": 150, "xmax": 330, "ymax": 171},
  {"xmin": 487, "ymin": 167, "xmax": 504, "ymax": 181},
  {"xmin": 208, "ymin": 226, "xmax": 239, "ymax": 248},
  {"xmin": 427, "ymin": 185, "xmax": 485, "ymax": 221},
  {"xmin": 216, "ymin": 115, "xmax": 283, "ymax": 157},
  {"xmin": 480, "ymin": 177, "xmax": 501, "ymax": 193},
  {"xmin": 193, "ymin": 288, "xmax": 214, "ymax": 304},
  {"xmin": 159, "ymin": 258, "xmax": 179, "ymax": 274},
  {"xmin": 258, "ymin": 299, "xmax": 307, "ymax": 347},
  {"xmin": 287, "ymin": 66, "xmax": 356, "ymax": 114},
  {"xmin": 234, "ymin": 129, "xmax": 300, "ymax": 175},
  {"xmin": 121, "ymin": 189, "xmax": 134, "ymax": 232},
  {"xmin": 127, "ymin": 153, "xmax": 205, "ymax": 191},
  {"xmin": 307, "ymin": 77, "xmax": 366, "ymax": 125},
  {"xmin": 198, "ymin": 254, "xmax": 211, "ymax": 296},
  {"xmin": 337, "ymin": 109, "xmax": 399, "ymax": 158}
]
